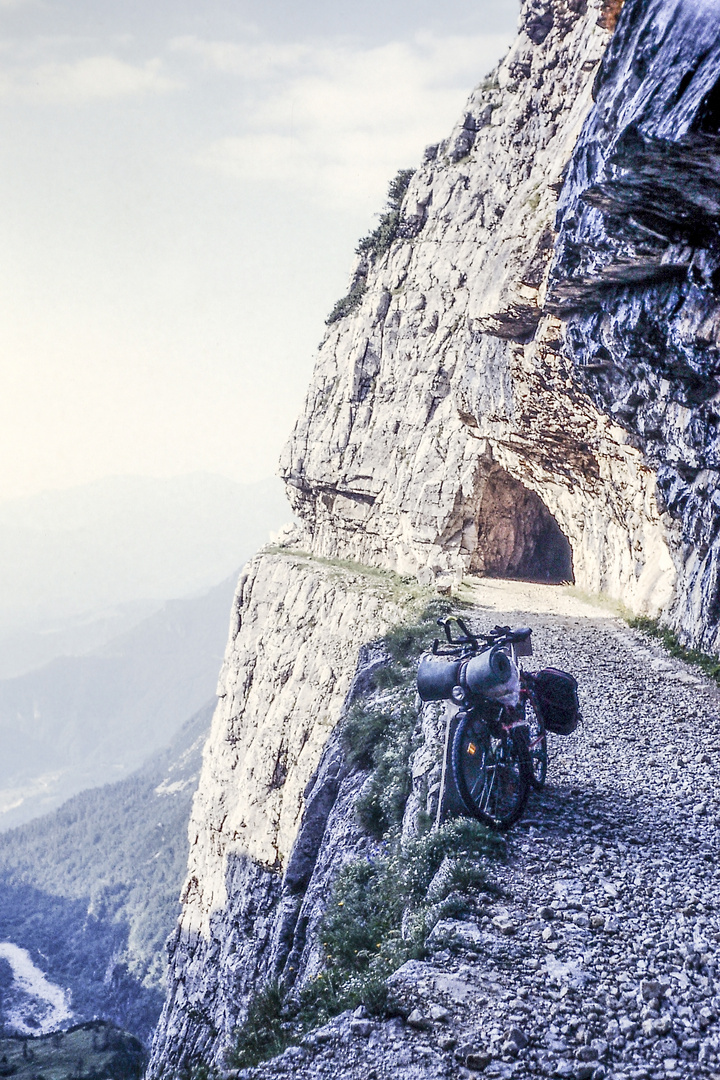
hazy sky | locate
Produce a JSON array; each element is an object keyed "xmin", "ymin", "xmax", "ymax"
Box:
[{"xmin": 0, "ymin": 0, "xmax": 518, "ymax": 501}]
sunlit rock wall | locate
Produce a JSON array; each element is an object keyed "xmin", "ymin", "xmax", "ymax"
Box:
[{"xmin": 281, "ymin": 0, "xmax": 679, "ymax": 620}]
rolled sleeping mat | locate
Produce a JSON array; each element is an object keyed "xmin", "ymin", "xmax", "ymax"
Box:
[
  {"xmin": 465, "ymin": 645, "xmax": 512, "ymax": 699},
  {"xmin": 417, "ymin": 654, "xmax": 462, "ymax": 702}
]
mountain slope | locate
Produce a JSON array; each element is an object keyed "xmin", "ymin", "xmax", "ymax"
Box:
[
  {"xmin": 0, "ymin": 576, "xmax": 235, "ymax": 828},
  {"xmin": 0, "ymin": 701, "xmax": 212, "ymax": 1045},
  {"xmin": 0, "ymin": 473, "xmax": 290, "ymax": 676}
]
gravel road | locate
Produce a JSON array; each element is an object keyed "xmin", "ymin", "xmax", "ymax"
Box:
[{"xmin": 236, "ymin": 583, "xmax": 720, "ymax": 1080}]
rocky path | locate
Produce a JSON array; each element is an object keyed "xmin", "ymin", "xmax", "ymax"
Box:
[{"xmin": 239, "ymin": 583, "xmax": 720, "ymax": 1080}]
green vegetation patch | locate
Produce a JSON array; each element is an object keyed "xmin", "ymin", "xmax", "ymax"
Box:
[
  {"xmin": 0, "ymin": 1021, "xmax": 146, "ymax": 1080},
  {"xmin": 354, "ymin": 169, "xmax": 416, "ymax": 262},
  {"xmin": 223, "ymin": 982, "xmax": 287, "ymax": 1073},
  {"xmin": 340, "ymin": 598, "xmax": 458, "ymax": 838},
  {"xmin": 325, "ymin": 168, "xmax": 416, "ymax": 326},
  {"xmin": 319, "ymin": 818, "xmax": 505, "ymax": 997},
  {"xmin": 324, "ymin": 273, "xmax": 368, "ymax": 326},
  {"xmin": 226, "ymin": 821, "xmax": 502, "ymax": 1072},
  {"xmin": 629, "ymin": 615, "xmax": 720, "ymax": 684}
]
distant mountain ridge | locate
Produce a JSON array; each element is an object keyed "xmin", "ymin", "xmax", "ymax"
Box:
[
  {"xmin": 0, "ymin": 575, "xmax": 235, "ymax": 829},
  {"xmin": 0, "ymin": 474, "xmax": 290, "ymax": 669}
]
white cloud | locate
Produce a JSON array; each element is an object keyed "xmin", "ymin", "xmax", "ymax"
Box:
[
  {"xmin": 192, "ymin": 31, "xmax": 511, "ymax": 209},
  {"xmin": 169, "ymin": 34, "xmax": 311, "ymax": 79},
  {"xmin": 0, "ymin": 54, "xmax": 177, "ymax": 103}
]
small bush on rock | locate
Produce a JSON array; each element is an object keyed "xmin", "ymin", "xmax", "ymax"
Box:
[
  {"xmin": 325, "ymin": 168, "xmax": 416, "ymax": 325},
  {"xmin": 325, "ymin": 272, "xmax": 368, "ymax": 325},
  {"xmin": 355, "ymin": 168, "xmax": 416, "ymax": 261},
  {"xmin": 340, "ymin": 701, "xmax": 391, "ymax": 771},
  {"xmin": 352, "ymin": 702, "xmax": 418, "ymax": 838},
  {"xmin": 224, "ymin": 981, "xmax": 286, "ymax": 1070},
  {"xmin": 318, "ymin": 818, "xmax": 503, "ymax": 1011}
]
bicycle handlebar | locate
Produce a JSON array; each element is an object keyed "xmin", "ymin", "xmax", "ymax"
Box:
[{"xmin": 431, "ymin": 617, "xmax": 531, "ymax": 657}]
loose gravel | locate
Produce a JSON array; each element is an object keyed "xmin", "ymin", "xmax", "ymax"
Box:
[{"xmin": 232, "ymin": 585, "xmax": 720, "ymax": 1080}]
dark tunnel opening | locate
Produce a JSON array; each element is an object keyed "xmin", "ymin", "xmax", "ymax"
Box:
[{"xmin": 471, "ymin": 469, "xmax": 575, "ymax": 585}]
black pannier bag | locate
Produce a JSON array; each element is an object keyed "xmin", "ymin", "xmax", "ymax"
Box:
[{"xmin": 533, "ymin": 668, "xmax": 580, "ymax": 735}]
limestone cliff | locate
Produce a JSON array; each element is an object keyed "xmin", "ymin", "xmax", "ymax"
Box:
[
  {"xmin": 281, "ymin": 0, "xmax": 720, "ymax": 648},
  {"xmin": 146, "ymin": 548, "xmax": 434, "ymax": 1075},
  {"xmin": 150, "ymin": 0, "xmax": 720, "ymax": 1074}
]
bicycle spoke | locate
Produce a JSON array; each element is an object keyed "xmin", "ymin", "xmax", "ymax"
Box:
[{"xmin": 449, "ymin": 673, "xmax": 532, "ymax": 830}]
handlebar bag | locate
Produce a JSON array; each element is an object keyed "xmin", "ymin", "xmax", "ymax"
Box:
[
  {"xmin": 533, "ymin": 668, "xmax": 580, "ymax": 735},
  {"xmin": 417, "ymin": 654, "xmax": 461, "ymax": 702}
]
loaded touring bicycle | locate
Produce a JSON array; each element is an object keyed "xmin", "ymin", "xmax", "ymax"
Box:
[{"xmin": 417, "ymin": 617, "xmax": 580, "ymax": 829}]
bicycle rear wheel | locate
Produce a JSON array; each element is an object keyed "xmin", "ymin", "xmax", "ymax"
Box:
[
  {"xmin": 523, "ymin": 694, "xmax": 547, "ymax": 790},
  {"xmin": 451, "ymin": 709, "xmax": 531, "ymax": 830}
]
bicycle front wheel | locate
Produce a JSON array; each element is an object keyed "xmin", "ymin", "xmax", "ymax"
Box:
[{"xmin": 451, "ymin": 710, "xmax": 531, "ymax": 830}]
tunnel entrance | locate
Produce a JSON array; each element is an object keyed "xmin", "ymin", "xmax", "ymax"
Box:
[{"xmin": 471, "ymin": 469, "xmax": 574, "ymax": 585}]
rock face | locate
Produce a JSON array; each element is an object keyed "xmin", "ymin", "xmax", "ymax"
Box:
[
  {"xmin": 150, "ymin": 0, "xmax": 720, "ymax": 1074},
  {"xmin": 146, "ymin": 548, "xmax": 414, "ymax": 1075},
  {"xmin": 549, "ymin": 0, "xmax": 720, "ymax": 651},
  {"xmin": 281, "ymin": 0, "xmax": 720, "ymax": 646},
  {"xmin": 281, "ymin": 0, "xmax": 680, "ymax": 623}
]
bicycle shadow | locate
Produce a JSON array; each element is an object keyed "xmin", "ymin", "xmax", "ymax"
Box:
[{"xmin": 517, "ymin": 777, "xmax": 707, "ymax": 857}]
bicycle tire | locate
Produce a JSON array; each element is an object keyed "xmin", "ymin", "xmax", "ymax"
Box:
[
  {"xmin": 451, "ymin": 709, "xmax": 531, "ymax": 830},
  {"xmin": 523, "ymin": 693, "xmax": 548, "ymax": 791}
]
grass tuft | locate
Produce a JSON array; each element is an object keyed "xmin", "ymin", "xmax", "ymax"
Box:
[
  {"xmin": 224, "ymin": 981, "xmax": 287, "ymax": 1071},
  {"xmin": 628, "ymin": 615, "xmax": 720, "ymax": 685},
  {"xmin": 317, "ymin": 818, "xmax": 503, "ymax": 1002},
  {"xmin": 325, "ymin": 169, "xmax": 416, "ymax": 325}
]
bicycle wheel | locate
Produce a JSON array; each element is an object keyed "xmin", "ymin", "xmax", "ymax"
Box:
[
  {"xmin": 451, "ymin": 709, "xmax": 531, "ymax": 830},
  {"xmin": 523, "ymin": 693, "xmax": 547, "ymax": 791}
]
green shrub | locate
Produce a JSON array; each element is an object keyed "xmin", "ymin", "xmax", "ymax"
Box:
[
  {"xmin": 372, "ymin": 664, "xmax": 405, "ymax": 690},
  {"xmin": 322, "ymin": 860, "xmax": 404, "ymax": 972},
  {"xmin": 355, "ymin": 169, "xmax": 416, "ymax": 260},
  {"xmin": 340, "ymin": 701, "xmax": 391, "ymax": 770},
  {"xmin": 352, "ymin": 702, "xmax": 418, "ymax": 838},
  {"xmin": 325, "ymin": 168, "xmax": 416, "ymax": 325},
  {"xmin": 325, "ymin": 273, "xmax": 368, "ymax": 326},
  {"xmin": 224, "ymin": 981, "xmax": 287, "ymax": 1070},
  {"xmin": 316, "ymin": 818, "xmax": 503, "ymax": 1007},
  {"xmin": 383, "ymin": 617, "xmax": 444, "ymax": 665}
]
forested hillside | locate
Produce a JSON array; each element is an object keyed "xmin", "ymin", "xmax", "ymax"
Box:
[{"xmin": 0, "ymin": 701, "xmax": 212, "ymax": 1044}]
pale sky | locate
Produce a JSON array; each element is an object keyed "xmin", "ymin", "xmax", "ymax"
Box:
[{"xmin": 0, "ymin": 0, "xmax": 518, "ymax": 501}]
